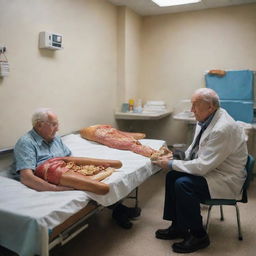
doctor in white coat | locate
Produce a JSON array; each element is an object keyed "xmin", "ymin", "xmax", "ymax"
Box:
[{"xmin": 153, "ymin": 88, "xmax": 247, "ymax": 254}]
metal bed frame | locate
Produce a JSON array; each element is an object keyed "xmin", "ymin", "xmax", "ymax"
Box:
[{"xmin": 48, "ymin": 187, "xmax": 139, "ymax": 253}]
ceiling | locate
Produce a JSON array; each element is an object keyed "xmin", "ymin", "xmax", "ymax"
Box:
[{"xmin": 107, "ymin": 0, "xmax": 256, "ymax": 16}]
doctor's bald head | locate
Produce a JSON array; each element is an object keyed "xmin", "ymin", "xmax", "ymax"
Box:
[
  {"xmin": 191, "ymin": 88, "xmax": 220, "ymax": 122},
  {"xmin": 193, "ymin": 88, "xmax": 220, "ymax": 108}
]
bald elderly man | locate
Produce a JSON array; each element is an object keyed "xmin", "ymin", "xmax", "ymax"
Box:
[{"xmin": 153, "ymin": 88, "xmax": 247, "ymax": 253}]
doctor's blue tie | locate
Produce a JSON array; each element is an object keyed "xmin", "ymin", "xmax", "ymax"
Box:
[{"xmin": 189, "ymin": 127, "xmax": 205, "ymax": 160}]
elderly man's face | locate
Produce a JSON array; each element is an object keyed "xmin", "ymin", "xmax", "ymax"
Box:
[
  {"xmin": 36, "ymin": 112, "xmax": 59, "ymax": 142},
  {"xmin": 191, "ymin": 94, "xmax": 215, "ymax": 122}
]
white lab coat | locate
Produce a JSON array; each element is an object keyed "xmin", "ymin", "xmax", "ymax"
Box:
[{"xmin": 172, "ymin": 108, "xmax": 248, "ymax": 200}]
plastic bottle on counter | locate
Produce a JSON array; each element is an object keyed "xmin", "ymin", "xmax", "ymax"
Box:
[
  {"xmin": 129, "ymin": 99, "xmax": 134, "ymax": 112},
  {"xmin": 137, "ymin": 99, "xmax": 143, "ymax": 113}
]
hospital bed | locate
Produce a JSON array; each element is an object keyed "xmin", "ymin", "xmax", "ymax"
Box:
[{"xmin": 0, "ymin": 133, "xmax": 165, "ymax": 256}]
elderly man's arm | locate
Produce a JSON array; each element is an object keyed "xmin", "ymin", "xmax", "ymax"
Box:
[{"xmin": 20, "ymin": 169, "xmax": 73, "ymax": 191}]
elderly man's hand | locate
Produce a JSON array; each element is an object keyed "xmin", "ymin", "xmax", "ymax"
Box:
[{"xmin": 152, "ymin": 155, "xmax": 172, "ymax": 170}]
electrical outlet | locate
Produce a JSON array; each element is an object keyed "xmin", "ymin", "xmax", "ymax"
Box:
[{"xmin": 0, "ymin": 46, "xmax": 6, "ymax": 53}]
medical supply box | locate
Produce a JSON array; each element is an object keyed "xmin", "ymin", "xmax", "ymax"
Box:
[{"xmin": 205, "ymin": 70, "xmax": 254, "ymax": 123}]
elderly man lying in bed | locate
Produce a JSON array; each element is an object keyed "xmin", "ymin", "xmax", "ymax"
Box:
[{"xmin": 12, "ymin": 108, "xmax": 123, "ymax": 195}]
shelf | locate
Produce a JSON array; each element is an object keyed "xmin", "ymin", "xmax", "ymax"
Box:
[{"xmin": 115, "ymin": 110, "xmax": 172, "ymax": 120}]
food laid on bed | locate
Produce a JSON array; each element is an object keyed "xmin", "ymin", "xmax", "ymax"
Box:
[
  {"xmin": 150, "ymin": 146, "xmax": 173, "ymax": 161},
  {"xmin": 35, "ymin": 156, "xmax": 122, "ymax": 195},
  {"xmin": 80, "ymin": 124, "xmax": 173, "ymax": 159}
]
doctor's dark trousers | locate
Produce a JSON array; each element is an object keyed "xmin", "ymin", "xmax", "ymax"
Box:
[{"xmin": 163, "ymin": 170, "xmax": 211, "ymax": 232}]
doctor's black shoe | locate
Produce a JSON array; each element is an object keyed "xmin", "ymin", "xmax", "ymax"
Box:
[
  {"xmin": 155, "ymin": 226, "xmax": 187, "ymax": 240},
  {"xmin": 172, "ymin": 233, "xmax": 210, "ymax": 253}
]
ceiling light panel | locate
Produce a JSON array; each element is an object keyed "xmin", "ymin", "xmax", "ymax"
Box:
[{"xmin": 152, "ymin": 0, "xmax": 201, "ymax": 7}]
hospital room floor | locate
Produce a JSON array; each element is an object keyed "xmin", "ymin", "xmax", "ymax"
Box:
[
  {"xmin": 49, "ymin": 170, "xmax": 256, "ymax": 256},
  {"xmin": 1, "ymin": 171, "xmax": 256, "ymax": 256}
]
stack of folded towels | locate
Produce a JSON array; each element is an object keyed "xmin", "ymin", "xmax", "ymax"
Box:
[{"xmin": 143, "ymin": 100, "xmax": 167, "ymax": 113}]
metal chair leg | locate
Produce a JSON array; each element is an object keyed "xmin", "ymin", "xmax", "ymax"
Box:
[
  {"xmin": 205, "ymin": 205, "xmax": 213, "ymax": 232},
  {"xmin": 235, "ymin": 204, "xmax": 243, "ymax": 240},
  {"xmin": 220, "ymin": 205, "xmax": 224, "ymax": 221}
]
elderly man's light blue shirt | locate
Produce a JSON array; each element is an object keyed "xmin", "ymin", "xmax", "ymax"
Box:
[{"xmin": 13, "ymin": 129, "xmax": 71, "ymax": 175}]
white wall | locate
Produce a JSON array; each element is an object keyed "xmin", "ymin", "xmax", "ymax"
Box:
[
  {"xmin": 116, "ymin": 7, "xmax": 142, "ymax": 110},
  {"xmin": 0, "ymin": 0, "xmax": 118, "ymax": 149},
  {"xmin": 1, "ymin": 1, "xmax": 256, "ymax": 149},
  {"xmin": 139, "ymin": 3, "xmax": 256, "ymax": 145}
]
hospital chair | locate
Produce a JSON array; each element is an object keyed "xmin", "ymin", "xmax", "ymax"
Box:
[{"xmin": 202, "ymin": 154, "xmax": 255, "ymax": 240}]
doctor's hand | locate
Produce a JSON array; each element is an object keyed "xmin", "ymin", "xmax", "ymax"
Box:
[{"xmin": 152, "ymin": 155, "xmax": 172, "ymax": 170}]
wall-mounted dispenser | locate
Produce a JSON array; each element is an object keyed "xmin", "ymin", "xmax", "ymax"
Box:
[
  {"xmin": 0, "ymin": 46, "xmax": 9, "ymax": 77},
  {"xmin": 39, "ymin": 31, "xmax": 63, "ymax": 50}
]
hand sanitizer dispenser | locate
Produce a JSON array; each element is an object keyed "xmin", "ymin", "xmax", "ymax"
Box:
[{"xmin": 39, "ymin": 31, "xmax": 63, "ymax": 50}]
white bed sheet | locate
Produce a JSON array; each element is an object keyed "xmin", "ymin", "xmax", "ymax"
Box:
[
  {"xmin": 62, "ymin": 134, "xmax": 165, "ymax": 206},
  {"xmin": 0, "ymin": 134, "xmax": 165, "ymax": 256}
]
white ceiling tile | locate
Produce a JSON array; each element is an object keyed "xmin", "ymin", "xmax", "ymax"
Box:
[{"xmin": 107, "ymin": 0, "xmax": 256, "ymax": 15}]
